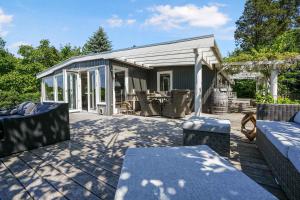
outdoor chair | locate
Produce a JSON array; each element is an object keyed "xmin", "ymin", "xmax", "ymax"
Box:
[
  {"xmin": 120, "ymin": 101, "xmax": 134, "ymax": 115},
  {"xmin": 162, "ymin": 89, "xmax": 190, "ymax": 118},
  {"xmin": 135, "ymin": 91, "xmax": 161, "ymax": 117},
  {"xmin": 0, "ymin": 102, "xmax": 70, "ymax": 157},
  {"xmin": 185, "ymin": 91, "xmax": 194, "ymax": 115}
]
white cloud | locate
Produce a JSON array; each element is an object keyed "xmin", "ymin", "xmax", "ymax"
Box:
[
  {"xmin": 145, "ymin": 4, "xmax": 230, "ymax": 30},
  {"xmin": 8, "ymin": 41, "xmax": 29, "ymax": 56},
  {"xmin": 107, "ymin": 15, "xmax": 136, "ymax": 27},
  {"xmin": 126, "ymin": 19, "xmax": 136, "ymax": 25},
  {"xmin": 107, "ymin": 15, "xmax": 123, "ymax": 27},
  {"xmin": 0, "ymin": 8, "xmax": 13, "ymax": 37}
]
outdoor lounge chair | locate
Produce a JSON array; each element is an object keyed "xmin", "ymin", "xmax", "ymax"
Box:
[
  {"xmin": 162, "ymin": 89, "xmax": 190, "ymax": 118},
  {"xmin": 135, "ymin": 91, "xmax": 161, "ymax": 117},
  {"xmin": 115, "ymin": 145, "xmax": 277, "ymax": 200},
  {"xmin": 0, "ymin": 102, "xmax": 70, "ymax": 157}
]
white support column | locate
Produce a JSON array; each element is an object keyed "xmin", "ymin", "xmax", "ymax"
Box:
[
  {"xmin": 270, "ymin": 65, "xmax": 278, "ymax": 102},
  {"xmin": 63, "ymin": 69, "xmax": 68, "ymax": 103},
  {"xmin": 194, "ymin": 48, "xmax": 203, "ymax": 116}
]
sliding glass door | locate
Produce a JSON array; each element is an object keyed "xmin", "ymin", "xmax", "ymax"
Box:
[
  {"xmin": 88, "ymin": 70, "xmax": 96, "ymax": 111},
  {"xmin": 67, "ymin": 72, "xmax": 78, "ymax": 110}
]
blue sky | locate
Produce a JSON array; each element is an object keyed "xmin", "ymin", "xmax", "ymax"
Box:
[{"xmin": 0, "ymin": 0, "xmax": 246, "ymax": 57}]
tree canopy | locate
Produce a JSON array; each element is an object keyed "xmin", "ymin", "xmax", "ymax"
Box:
[
  {"xmin": 234, "ymin": 0, "xmax": 299, "ymax": 51},
  {"xmin": 0, "ymin": 38, "xmax": 82, "ymax": 108},
  {"xmin": 82, "ymin": 27, "xmax": 112, "ymax": 54}
]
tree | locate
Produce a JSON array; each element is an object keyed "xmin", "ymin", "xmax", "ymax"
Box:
[
  {"xmin": 18, "ymin": 40, "xmax": 60, "ymax": 69},
  {"xmin": 59, "ymin": 43, "xmax": 81, "ymax": 60},
  {"xmin": 234, "ymin": 0, "xmax": 299, "ymax": 51},
  {"xmin": 0, "ymin": 37, "xmax": 5, "ymax": 49},
  {"xmin": 82, "ymin": 27, "xmax": 112, "ymax": 54}
]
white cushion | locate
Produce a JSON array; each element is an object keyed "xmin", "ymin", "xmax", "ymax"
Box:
[
  {"xmin": 182, "ymin": 116, "xmax": 231, "ymax": 134},
  {"xmin": 294, "ymin": 111, "xmax": 300, "ymax": 124},
  {"xmin": 257, "ymin": 120, "xmax": 300, "ymax": 157},
  {"xmin": 115, "ymin": 145, "xmax": 276, "ymax": 200}
]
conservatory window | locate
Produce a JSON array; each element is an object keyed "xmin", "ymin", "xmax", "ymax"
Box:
[
  {"xmin": 99, "ymin": 66, "xmax": 106, "ymax": 103},
  {"xmin": 55, "ymin": 74, "xmax": 64, "ymax": 101},
  {"xmin": 44, "ymin": 76, "xmax": 54, "ymax": 101}
]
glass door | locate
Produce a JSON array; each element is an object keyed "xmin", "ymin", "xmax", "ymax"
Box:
[
  {"xmin": 88, "ymin": 70, "xmax": 96, "ymax": 111},
  {"xmin": 113, "ymin": 67, "xmax": 128, "ymax": 114},
  {"xmin": 67, "ymin": 72, "xmax": 78, "ymax": 110}
]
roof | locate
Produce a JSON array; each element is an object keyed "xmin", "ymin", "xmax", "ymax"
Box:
[{"xmin": 37, "ymin": 34, "xmax": 222, "ymax": 79}]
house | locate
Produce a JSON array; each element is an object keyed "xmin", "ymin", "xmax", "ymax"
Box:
[{"xmin": 36, "ymin": 34, "xmax": 231, "ymax": 116}]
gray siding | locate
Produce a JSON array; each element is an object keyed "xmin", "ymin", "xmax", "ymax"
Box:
[{"xmin": 147, "ymin": 65, "xmax": 195, "ymax": 91}]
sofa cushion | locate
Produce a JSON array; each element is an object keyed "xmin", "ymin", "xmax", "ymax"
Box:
[
  {"xmin": 288, "ymin": 145, "xmax": 300, "ymax": 173},
  {"xmin": 294, "ymin": 111, "xmax": 300, "ymax": 124},
  {"xmin": 257, "ymin": 120, "xmax": 300, "ymax": 157},
  {"xmin": 182, "ymin": 116, "xmax": 231, "ymax": 134},
  {"xmin": 30, "ymin": 103, "xmax": 58, "ymax": 114},
  {"xmin": 16, "ymin": 102, "xmax": 36, "ymax": 116}
]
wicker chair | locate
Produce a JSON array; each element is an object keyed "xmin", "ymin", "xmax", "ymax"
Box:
[
  {"xmin": 135, "ymin": 91, "xmax": 161, "ymax": 117},
  {"xmin": 185, "ymin": 91, "xmax": 194, "ymax": 115},
  {"xmin": 162, "ymin": 89, "xmax": 190, "ymax": 118}
]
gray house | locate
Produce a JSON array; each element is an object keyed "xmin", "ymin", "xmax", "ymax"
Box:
[{"xmin": 37, "ymin": 34, "xmax": 231, "ymax": 116}]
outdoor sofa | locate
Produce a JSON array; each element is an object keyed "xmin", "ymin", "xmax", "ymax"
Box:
[
  {"xmin": 0, "ymin": 102, "xmax": 70, "ymax": 158},
  {"xmin": 115, "ymin": 145, "xmax": 277, "ymax": 200},
  {"xmin": 256, "ymin": 104, "xmax": 300, "ymax": 200}
]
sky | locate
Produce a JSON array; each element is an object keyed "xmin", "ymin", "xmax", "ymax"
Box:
[{"xmin": 0, "ymin": 0, "xmax": 246, "ymax": 57}]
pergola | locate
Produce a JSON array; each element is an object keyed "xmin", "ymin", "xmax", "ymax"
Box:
[{"xmin": 222, "ymin": 57, "xmax": 300, "ymax": 101}]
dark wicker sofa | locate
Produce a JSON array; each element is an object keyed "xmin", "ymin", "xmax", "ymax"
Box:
[
  {"xmin": 256, "ymin": 104, "xmax": 300, "ymax": 200},
  {"xmin": 0, "ymin": 102, "xmax": 70, "ymax": 158}
]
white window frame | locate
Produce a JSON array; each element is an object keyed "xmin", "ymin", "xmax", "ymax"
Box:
[
  {"xmin": 42, "ymin": 76, "xmax": 55, "ymax": 102},
  {"xmin": 157, "ymin": 70, "xmax": 173, "ymax": 92},
  {"xmin": 98, "ymin": 65, "xmax": 107, "ymax": 105},
  {"xmin": 54, "ymin": 73, "xmax": 64, "ymax": 102},
  {"xmin": 112, "ymin": 66, "xmax": 129, "ymax": 114}
]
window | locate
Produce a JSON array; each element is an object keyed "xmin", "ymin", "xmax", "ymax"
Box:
[
  {"xmin": 67, "ymin": 73, "xmax": 77, "ymax": 109},
  {"xmin": 55, "ymin": 75, "xmax": 64, "ymax": 101},
  {"xmin": 157, "ymin": 71, "xmax": 173, "ymax": 92},
  {"xmin": 44, "ymin": 76, "xmax": 54, "ymax": 101},
  {"xmin": 99, "ymin": 66, "xmax": 106, "ymax": 103}
]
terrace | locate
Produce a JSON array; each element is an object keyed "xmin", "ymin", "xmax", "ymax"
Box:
[{"xmin": 0, "ymin": 112, "xmax": 287, "ymax": 200}]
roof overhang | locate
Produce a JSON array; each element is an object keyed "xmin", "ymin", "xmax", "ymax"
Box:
[{"xmin": 37, "ymin": 34, "xmax": 222, "ymax": 79}]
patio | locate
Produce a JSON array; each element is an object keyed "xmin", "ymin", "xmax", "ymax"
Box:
[{"xmin": 0, "ymin": 112, "xmax": 287, "ymax": 200}]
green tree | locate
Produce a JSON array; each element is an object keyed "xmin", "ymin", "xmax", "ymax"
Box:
[
  {"xmin": 0, "ymin": 37, "xmax": 5, "ymax": 49},
  {"xmin": 82, "ymin": 27, "xmax": 112, "ymax": 54},
  {"xmin": 18, "ymin": 40, "xmax": 60, "ymax": 69},
  {"xmin": 234, "ymin": 0, "xmax": 299, "ymax": 51},
  {"xmin": 59, "ymin": 43, "xmax": 81, "ymax": 60}
]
